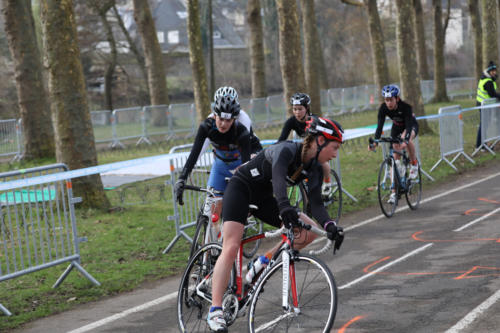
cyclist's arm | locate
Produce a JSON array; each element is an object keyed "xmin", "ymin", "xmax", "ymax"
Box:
[
  {"xmin": 179, "ymin": 122, "xmax": 209, "ymax": 180},
  {"xmin": 269, "ymin": 146, "xmax": 295, "ymax": 211},
  {"xmin": 278, "ymin": 117, "xmax": 293, "ymax": 141},
  {"xmin": 237, "ymin": 126, "xmax": 251, "ymax": 163},
  {"xmin": 374, "ymin": 105, "xmax": 386, "ymax": 140}
]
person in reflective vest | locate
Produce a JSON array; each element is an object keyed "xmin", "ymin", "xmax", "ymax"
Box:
[{"xmin": 475, "ymin": 61, "xmax": 500, "ymax": 148}]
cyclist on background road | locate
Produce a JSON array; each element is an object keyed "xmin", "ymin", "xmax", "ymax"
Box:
[
  {"xmin": 174, "ymin": 93, "xmax": 251, "ymax": 210},
  {"xmin": 368, "ymin": 84, "xmax": 419, "ymax": 204},
  {"xmin": 206, "ymin": 115, "xmax": 344, "ymax": 332},
  {"xmin": 278, "ymin": 92, "xmax": 334, "ymax": 200},
  {"xmin": 475, "ymin": 61, "xmax": 500, "ymax": 149}
]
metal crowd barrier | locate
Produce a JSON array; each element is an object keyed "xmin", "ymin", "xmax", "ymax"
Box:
[
  {"xmin": 0, "ymin": 119, "xmax": 23, "ymax": 160},
  {"xmin": 472, "ymin": 99, "xmax": 500, "ymax": 156},
  {"xmin": 0, "ymin": 164, "xmax": 99, "ymax": 316},
  {"xmin": 163, "ymin": 144, "xmax": 214, "ymax": 254},
  {"xmin": 430, "ymin": 105, "xmax": 475, "ymax": 172}
]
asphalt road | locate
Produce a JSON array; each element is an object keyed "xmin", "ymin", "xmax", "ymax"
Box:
[{"xmin": 15, "ymin": 162, "xmax": 500, "ymax": 333}]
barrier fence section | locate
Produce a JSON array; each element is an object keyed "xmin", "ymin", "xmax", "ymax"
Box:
[
  {"xmin": 163, "ymin": 144, "xmax": 214, "ymax": 254},
  {"xmin": 430, "ymin": 105, "xmax": 474, "ymax": 172},
  {"xmin": 472, "ymin": 98, "xmax": 500, "ymax": 156},
  {"xmin": 0, "ymin": 164, "xmax": 99, "ymax": 316},
  {"xmin": 0, "ymin": 119, "xmax": 22, "ymax": 160}
]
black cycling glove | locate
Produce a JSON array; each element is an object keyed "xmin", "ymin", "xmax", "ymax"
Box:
[
  {"xmin": 174, "ymin": 179, "xmax": 186, "ymax": 205},
  {"xmin": 279, "ymin": 206, "xmax": 299, "ymax": 229}
]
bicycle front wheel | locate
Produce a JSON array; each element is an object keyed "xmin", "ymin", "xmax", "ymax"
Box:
[
  {"xmin": 189, "ymin": 214, "xmax": 208, "ymax": 259},
  {"xmin": 248, "ymin": 254, "xmax": 337, "ymax": 333},
  {"xmin": 323, "ymin": 169, "xmax": 343, "ymax": 222},
  {"xmin": 405, "ymin": 163, "xmax": 422, "ymax": 210},
  {"xmin": 377, "ymin": 158, "xmax": 398, "ymax": 218}
]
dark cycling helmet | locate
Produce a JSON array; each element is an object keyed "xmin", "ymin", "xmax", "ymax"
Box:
[
  {"xmin": 381, "ymin": 84, "xmax": 400, "ymax": 98},
  {"xmin": 486, "ymin": 60, "xmax": 497, "ymax": 73},
  {"xmin": 214, "ymin": 86, "xmax": 239, "ymax": 103},
  {"xmin": 306, "ymin": 115, "xmax": 344, "ymax": 143},
  {"xmin": 290, "ymin": 93, "xmax": 311, "ymax": 109},
  {"xmin": 213, "ymin": 94, "xmax": 240, "ymax": 119}
]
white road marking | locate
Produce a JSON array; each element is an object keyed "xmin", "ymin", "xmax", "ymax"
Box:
[
  {"xmin": 338, "ymin": 243, "xmax": 433, "ymax": 289},
  {"xmin": 67, "ymin": 292, "xmax": 177, "ymax": 333},
  {"xmin": 445, "ymin": 289, "xmax": 500, "ymax": 333},
  {"xmin": 69, "ymin": 171, "xmax": 500, "ymax": 332},
  {"xmin": 454, "ymin": 206, "xmax": 500, "ymax": 232}
]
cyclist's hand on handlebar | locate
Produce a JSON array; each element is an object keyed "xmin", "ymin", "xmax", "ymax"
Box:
[
  {"xmin": 368, "ymin": 138, "xmax": 377, "ymax": 152},
  {"xmin": 174, "ymin": 179, "xmax": 186, "ymax": 205},
  {"xmin": 280, "ymin": 206, "xmax": 299, "ymax": 229},
  {"xmin": 333, "ymin": 227, "xmax": 344, "ymax": 254},
  {"xmin": 325, "ymin": 221, "xmax": 344, "ymax": 254}
]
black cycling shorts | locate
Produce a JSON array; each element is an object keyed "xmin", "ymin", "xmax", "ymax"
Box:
[
  {"xmin": 222, "ymin": 177, "xmax": 282, "ymax": 228},
  {"xmin": 391, "ymin": 123, "xmax": 419, "ymax": 140}
]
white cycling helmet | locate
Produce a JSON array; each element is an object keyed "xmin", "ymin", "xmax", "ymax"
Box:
[{"xmin": 214, "ymin": 86, "xmax": 239, "ymax": 103}]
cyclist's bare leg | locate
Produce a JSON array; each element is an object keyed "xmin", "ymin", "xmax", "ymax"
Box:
[
  {"xmin": 211, "ymin": 221, "xmax": 245, "ymax": 307},
  {"xmin": 212, "ymin": 198, "xmax": 223, "ymax": 236},
  {"xmin": 266, "ymin": 213, "xmax": 319, "ymax": 255}
]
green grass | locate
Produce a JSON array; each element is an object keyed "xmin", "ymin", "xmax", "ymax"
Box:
[{"xmin": 0, "ymin": 97, "xmax": 499, "ymax": 330}]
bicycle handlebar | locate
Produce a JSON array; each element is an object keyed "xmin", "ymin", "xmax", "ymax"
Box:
[
  {"xmin": 183, "ymin": 184, "xmax": 223, "ymax": 197},
  {"xmin": 369, "ymin": 136, "xmax": 403, "ymax": 145}
]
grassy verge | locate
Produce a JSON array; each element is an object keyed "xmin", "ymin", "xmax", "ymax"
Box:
[{"xmin": 0, "ymin": 98, "xmax": 498, "ymax": 330}]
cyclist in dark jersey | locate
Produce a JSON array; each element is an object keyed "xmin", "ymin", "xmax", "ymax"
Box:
[
  {"xmin": 206, "ymin": 116, "xmax": 345, "ymax": 332},
  {"xmin": 174, "ymin": 94, "xmax": 251, "ymax": 206},
  {"xmin": 278, "ymin": 92, "xmax": 334, "ymax": 200},
  {"xmin": 369, "ymin": 84, "xmax": 419, "ymax": 203}
]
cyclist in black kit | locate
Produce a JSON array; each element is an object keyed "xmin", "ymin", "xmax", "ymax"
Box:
[
  {"xmin": 206, "ymin": 115, "xmax": 345, "ymax": 332},
  {"xmin": 279, "ymin": 92, "xmax": 334, "ymax": 200},
  {"xmin": 368, "ymin": 84, "xmax": 419, "ymax": 203},
  {"xmin": 174, "ymin": 94, "xmax": 251, "ymax": 207}
]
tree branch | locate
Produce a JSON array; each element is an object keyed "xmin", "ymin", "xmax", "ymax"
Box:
[{"xmin": 443, "ymin": 0, "xmax": 451, "ymax": 33}]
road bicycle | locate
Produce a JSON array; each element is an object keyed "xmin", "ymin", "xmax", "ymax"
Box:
[
  {"xmin": 288, "ymin": 168, "xmax": 343, "ymax": 222},
  {"xmin": 369, "ymin": 137, "xmax": 422, "ymax": 218},
  {"xmin": 184, "ymin": 184, "xmax": 262, "ymax": 259},
  {"xmin": 177, "ymin": 217, "xmax": 343, "ymax": 332}
]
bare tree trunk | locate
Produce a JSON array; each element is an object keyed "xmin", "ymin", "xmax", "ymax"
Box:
[
  {"xmin": 468, "ymin": 0, "xmax": 483, "ymax": 82},
  {"xmin": 208, "ymin": 0, "xmax": 215, "ymax": 98},
  {"xmin": 394, "ymin": 0, "xmax": 430, "ymax": 133},
  {"xmin": 481, "ymin": 0, "xmax": 499, "ymax": 67},
  {"xmin": 315, "ymin": 33, "xmax": 329, "ymax": 90},
  {"xmin": 300, "ymin": 0, "xmax": 321, "ymax": 115},
  {"xmin": 341, "ymin": 0, "xmax": 389, "ymax": 103},
  {"xmin": 432, "ymin": 0, "xmax": 449, "ymax": 102},
  {"xmin": 112, "ymin": 5, "xmax": 150, "ymax": 101},
  {"xmin": 133, "ymin": 0, "xmax": 168, "ymax": 126},
  {"xmin": 247, "ymin": 0, "xmax": 267, "ymax": 98},
  {"xmin": 89, "ymin": 0, "xmax": 117, "ymax": 111},
  {"xmin": 276, "ymin": 0, "xmax": 306, "ymax": 116},
  {"xmin": 40, "ymin": 0, "xmax": 109, "ymax": 209},
  {"xmin": 187, "ymin": 0, "xmax": 210, "ymax": 122},
  {"xmin": 365, "ymin": 0, "xmax": 390, "ymax": 103},
  {"xmin": 413, "ymin": 0, "xmax": 430, "ymax": 80},
  {"xmin": 2, "ymin": 0, "xmax": 55, "ymax": 160}
]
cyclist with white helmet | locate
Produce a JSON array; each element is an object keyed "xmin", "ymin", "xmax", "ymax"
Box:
[
  {"xmin": 368, "ymin": 84, "xmax": 419, "ymax": 203},
  {"xmin": 278, "ymin": 92, "xmax": 334, "ymax": 200},
  {"xmin": 174, "ymin": 93, "xmax": 251, "ymax": 206},
  {"xmin": 213, "ymin": 86, "xmax": 263, "ymax": 155},
  {"xmin": 206, "ymin": 115, "xmax": 345, "ymax": 332}
]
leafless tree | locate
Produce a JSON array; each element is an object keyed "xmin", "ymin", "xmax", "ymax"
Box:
[
  {"xmin": 467, "ymin": 0, "xmax": 482, "ymax": 82},
  {"xmin": 431, "ymin": 0, "xmax": 450, "ymax": 102},
  {"xmin": 412, "ymin": 0, "xmax": 430, "ymax": 80},
  {"xmin": 481, "ymin": 0, "xmax": 499, "ymax": 67},
  {"xmin": 246, "ymin": 0, "xmax": 267, "ymax": 98}
]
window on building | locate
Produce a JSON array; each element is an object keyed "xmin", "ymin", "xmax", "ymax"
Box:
[
  {"xmin": 157, "ymin": 31, "xmax": 164, "ymax": 44},
  {"xmin": 168, "ymin": 30, "xmax": 180, "ymax": 44}
]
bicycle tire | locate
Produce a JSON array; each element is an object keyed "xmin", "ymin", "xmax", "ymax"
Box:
[
  {"xmin": 248, "ymin": 253, "xmax": 337, "ymax": 333},
  {"xmin": 377, "ymin": 158, "xmax": 398, "ymax": 218},
  {"xmin": 405, "ymin": 163, "xmax": 422, "ymax": 210},
  {"xmin": 178, "ymin": 243, "xmax": 236, "ymax": 332},
  {"xmin": 323, "ymin": 169, "xmax": 343, "ymax": 222},
  {"xmin": 189, "ymin": 214, "xmax": 208, "ymax": 259},
  {"xmin": 242, "ymin": 216, "xmax": 263, "ymax": 259}
]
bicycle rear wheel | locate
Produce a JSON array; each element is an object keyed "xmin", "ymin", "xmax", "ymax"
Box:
[
  {"xmin": 243, "ymin": 216, "xmax": 263, "ymax": 259},
  {"xmin": 248, "ymin": 254, "xmax": 337, "ymax": 333},
  {"xmin": 405, "ymin": 163, "xmax": 422, "ymax": 210},
  {"xmin": 178, "ymin": 243, "xmax": 225, "ymax": 332},
  {"xmin": 377, "ymin": 158, "xmax": 398, "ymax": 218},
  {"xmin": 323, "ymin": 169, "xmax": 343, "ymax": 222}
]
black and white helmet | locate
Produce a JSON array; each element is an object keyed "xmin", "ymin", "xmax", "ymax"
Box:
[
  {"xmin": 213, "ymin": 94, "xmax": 240, "ymax": 119},
  {"xmin": 290, "ymin": 93, "xmax": 311, "ymax": 110},
  {"xmin": 214, "ymin": 86, "xmax": 239, "ymax": 103}
]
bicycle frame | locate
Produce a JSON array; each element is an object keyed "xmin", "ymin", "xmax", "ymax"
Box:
[{"xmin": 386, "ymin": 147, "xmax": 410, "ymax": 194}]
